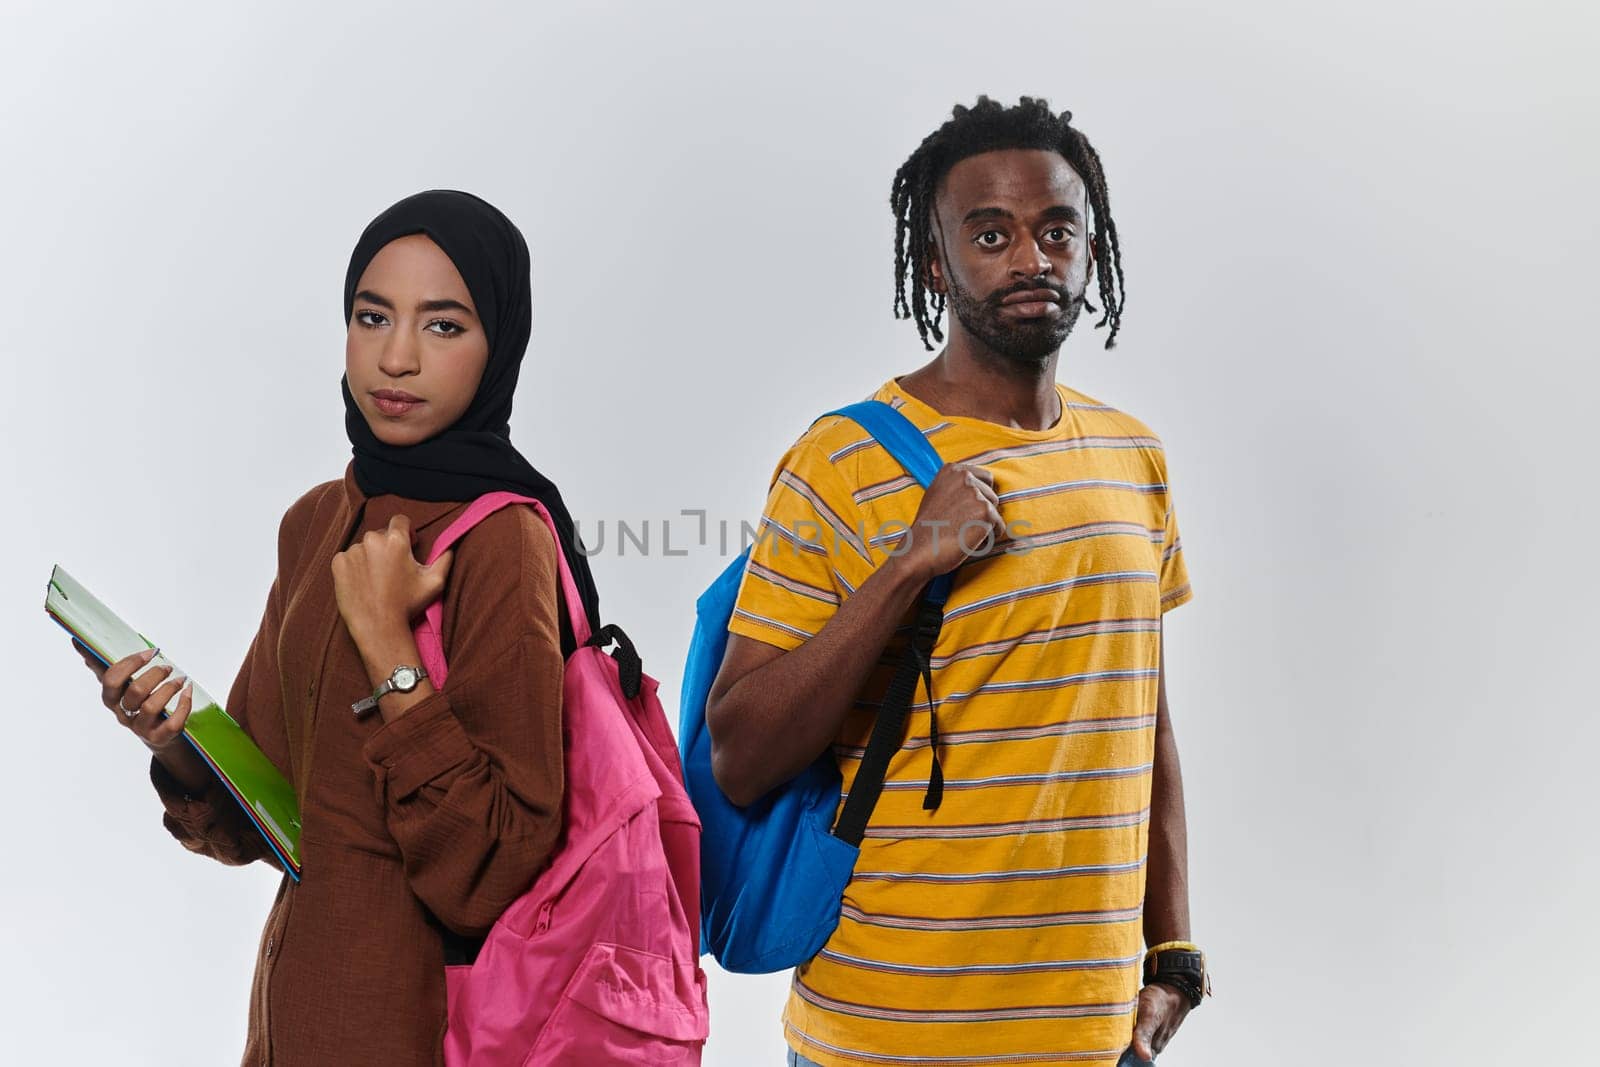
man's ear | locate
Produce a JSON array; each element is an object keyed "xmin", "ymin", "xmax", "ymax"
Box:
[{"xmin": 926, "ymin": 244, "xmax": 948, "ymax": 294}]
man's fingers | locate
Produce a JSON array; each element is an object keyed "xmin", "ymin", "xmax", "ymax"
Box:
[
  {"xmin": 986, "ymin": 504, "xmax": 1009, "ymax": 543},
  {"xmin": 960, "ymin": 463, "xmax": 995, "ymax": 486}
]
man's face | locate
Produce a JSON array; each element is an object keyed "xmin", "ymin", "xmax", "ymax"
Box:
[{"xmin": 929, "ymin": 148, "xmax": 1095, "ymax": 365}]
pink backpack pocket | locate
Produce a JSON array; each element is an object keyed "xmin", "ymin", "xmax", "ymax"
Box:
[{"xmin": 414, "ymin": 493, "xmax": 708, "ymax": 1065}]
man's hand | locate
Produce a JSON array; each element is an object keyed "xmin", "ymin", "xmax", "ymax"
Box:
[
  {"xmin": 896, "ymin": 462, "xmax": 1008, "ymax": 578},
  {"xmin": 1129, "ymin": 982, "xmax": 1190, "ymax": 1061}
]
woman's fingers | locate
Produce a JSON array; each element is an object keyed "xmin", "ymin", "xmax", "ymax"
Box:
[
  {"xmin": 128, "ymin": 673, "xmax": 185, "ymax": 739},
  {"xmin": 100, "ymin": 647, "xmax": 159, "ymax": 712},
  {"xmin": 140, "ymin": 672, "xmax": 187, "ymax": 717},
  {"xmin": 143, "ymin": 682, "xmax": 194, "ymax": 748},
  {"xmin": 119, "ymin": 663, "xmax": 175, "ymax": 716}
]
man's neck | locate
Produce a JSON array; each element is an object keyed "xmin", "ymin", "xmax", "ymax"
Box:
[{"xmin": 898, "ymin": 331, "xmax": 1062, "ymax": 432}]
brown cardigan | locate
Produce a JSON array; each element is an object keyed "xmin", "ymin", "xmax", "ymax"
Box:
[{"xmin": 151, "ymin": 463, "xmax": 565, "ymax": 1066}]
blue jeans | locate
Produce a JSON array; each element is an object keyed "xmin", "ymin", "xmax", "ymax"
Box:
[{"xmin": 786, "ymin": 1050, "xmax": 1152, "ymax": 1065}]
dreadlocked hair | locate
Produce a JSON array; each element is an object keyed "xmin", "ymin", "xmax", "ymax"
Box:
[{"xmin": 890, "ymin": 95, "xmax": 1126, "ymax": 350}]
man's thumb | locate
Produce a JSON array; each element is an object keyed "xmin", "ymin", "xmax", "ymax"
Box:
[{"xmin": 1130, "ymin": 1019, "xmax": 1155, "ymax": 1061}]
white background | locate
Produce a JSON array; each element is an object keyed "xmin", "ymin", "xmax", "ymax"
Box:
[{"xmin": 2, "ymin": 2, "xmax": 1596, "ymax": 1064}]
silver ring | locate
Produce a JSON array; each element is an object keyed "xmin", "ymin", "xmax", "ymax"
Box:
[{"xmin": 120, "ymin": 699, "xmax": 140, "ymax": 719}]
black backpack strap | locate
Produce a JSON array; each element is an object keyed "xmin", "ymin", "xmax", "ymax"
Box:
[{"xmin": 832, "ymin": 583, "xmax": 948, "ymax": 845}]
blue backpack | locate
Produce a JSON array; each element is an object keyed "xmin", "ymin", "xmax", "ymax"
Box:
[{"xmin": 678, "ymin": 400, "xmax": 954, "ymax": 974}]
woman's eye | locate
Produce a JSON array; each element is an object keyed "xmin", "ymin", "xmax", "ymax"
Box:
[
  {"xmin": 355, "ymin": 310, "xmax": 388, "ymax": 328},
  {"xmin": 426, "ymin": 319, "xmax": 464, "ymax": 337}
]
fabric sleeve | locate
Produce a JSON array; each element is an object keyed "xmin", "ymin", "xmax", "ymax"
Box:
[
  {"xmin": 361, "ymin": 506, "xmax": 565, "ymax": 938},
  {"xmin": 1157, "ymin": 470, "xmax": 1194, "ymax": 614},
  {"xmin": 727, "ymin": 438, "xmax": 877, "ymax": 652}
]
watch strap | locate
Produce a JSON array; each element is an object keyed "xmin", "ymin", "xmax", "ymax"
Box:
[
  {"xmin": 350, "ymin": 665, "xmax": 428, "ymax": 717},
  {"xmin": 1143, "ymin": 944, "xmax": 1210, "ymax": 1009}
]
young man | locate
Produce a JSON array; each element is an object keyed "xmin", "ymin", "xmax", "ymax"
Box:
[{"xmin": 706, "ymin": 97, "xmax": 1206, "ymax": 1066}]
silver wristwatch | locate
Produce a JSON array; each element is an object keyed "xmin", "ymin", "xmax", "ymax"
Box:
[{"xmin": 351, "ymin": 664, "xmax": 428, "ymax": 716}]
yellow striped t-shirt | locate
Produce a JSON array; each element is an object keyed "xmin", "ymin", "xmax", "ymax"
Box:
[{"xmin": 727, "ymin": 377, "xmax": 1193, "ymax": 1066}]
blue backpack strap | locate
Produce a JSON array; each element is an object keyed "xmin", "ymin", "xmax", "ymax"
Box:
[
  {"xmin": 818, "ymin": 398, "xmax": 954, "ymax": 822},
  {"xmin": 823, "ymin": 400, "xmax": 944, "ymax": 489},
  {"xmin": 819, "ymin": 400, "xmax": 953, "ymax": 604}
]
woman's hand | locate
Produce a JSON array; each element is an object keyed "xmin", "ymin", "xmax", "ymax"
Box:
[
  {"xmin": 77, "ymin": 642, "xmax": 194, "ymax": 751},
  {"xmin": 331, "ymin": 513, "xmax": 454, "ymax": 646},
  {"xmin": 76, "ymin": 640, "xmax": 212, "ymax": 793}
]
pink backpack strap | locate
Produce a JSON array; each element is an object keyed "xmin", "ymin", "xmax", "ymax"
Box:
[{"xmin": 413, "ymin": 491, "xmax": 593, "ymax": 687}]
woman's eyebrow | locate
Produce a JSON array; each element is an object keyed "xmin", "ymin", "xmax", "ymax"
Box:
[
  {"xmin": 353, "ymin": 288, "xmax": 394, "ymax": 309},
  {"xmin": 416, "ymin": 298, "xmax": 475, "ymax": 316}
]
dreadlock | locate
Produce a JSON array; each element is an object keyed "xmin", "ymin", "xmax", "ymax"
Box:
[{"xmin": 891, "ymin": 96, "xmax": 1126, "ymax": 350}]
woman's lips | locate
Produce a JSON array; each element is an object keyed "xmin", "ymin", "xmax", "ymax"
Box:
[{"xmin": 371, "ymin": 390, "xmax": 424, "ymax": 416}]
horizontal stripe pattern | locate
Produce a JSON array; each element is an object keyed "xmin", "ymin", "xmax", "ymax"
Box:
[
  {"xmin": 728, "ymin": 378, "xmax": 1192, "ymax": 1066},
  {"xmin": 838, "ymin": 903, "xmax": 1144, "ymax": 932}
]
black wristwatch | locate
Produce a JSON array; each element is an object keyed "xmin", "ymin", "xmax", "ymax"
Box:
[{"xmin": 1143, "ymin": 943, "xmax": 1211, "ymax": 1009}]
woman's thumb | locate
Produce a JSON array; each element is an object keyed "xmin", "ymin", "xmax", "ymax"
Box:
[{"xmin": 422, "ymin": 549, "xmax": 454, "ymax": 592}]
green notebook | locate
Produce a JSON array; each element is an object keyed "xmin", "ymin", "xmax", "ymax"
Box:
[{"xmin": 46, "ymin": 565, "xmax": 302, "ymax": 878}]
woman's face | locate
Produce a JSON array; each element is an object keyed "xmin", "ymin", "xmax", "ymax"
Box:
[{"xmin": 345, "ymin": 234, "xmax": 491, "ymax": 447}]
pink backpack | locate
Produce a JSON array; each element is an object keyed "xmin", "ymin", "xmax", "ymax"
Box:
[{"xmin": 413, "ymin": 492, "xmax": 709, "ymax": 1065}]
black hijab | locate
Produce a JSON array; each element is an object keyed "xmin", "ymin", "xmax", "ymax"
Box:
[{"xmin": 340, "ymin": 189, "xmax": 601, "ymax": 637}]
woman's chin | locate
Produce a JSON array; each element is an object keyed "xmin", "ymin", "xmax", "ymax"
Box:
[{"xmin": 365, "ymin": 420, "xmax": 438, "ymax": 448}]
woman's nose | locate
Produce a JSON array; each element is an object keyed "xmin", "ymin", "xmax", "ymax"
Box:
[{"xmin": 377, "ymin": 330, "xmax": 421, "ymax": 377}]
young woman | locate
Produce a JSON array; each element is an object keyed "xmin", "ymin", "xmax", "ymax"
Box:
[{"xmin": 75, "ymin": 190, "xmax": 599, "ymax": 1065}]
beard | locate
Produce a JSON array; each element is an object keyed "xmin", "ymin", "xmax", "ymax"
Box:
[{"xmin": 946, "ymin": 276, "xmax": 1085, "ymax": 365}]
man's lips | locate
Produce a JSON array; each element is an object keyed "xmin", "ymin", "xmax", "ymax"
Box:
[
  {"xmin": 371, "ymin": 389, "xmax": 424, "ymax": 416},
  {"xmin": 999, "ymin": 289, "xmax": 1063, "ymax": 317}
]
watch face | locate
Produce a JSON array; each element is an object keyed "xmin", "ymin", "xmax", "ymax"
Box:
[{"xmin": 393, "ymin": 667, "xmax": 418, "ymax": 691}]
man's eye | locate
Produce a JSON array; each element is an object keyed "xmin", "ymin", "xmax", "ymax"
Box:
[
  {"xmin": 356, "ymin": 310, "xmax": 388, "ymax": 327},
  {"xmin": 975, "ymin": 231, "xmax": 1006, "ymax": 248},
  {"xmin": 426, "ymin": 319, "xmax": 464, "ymax": 337},
  {"xmin": 1045, "ymin": 227, "xmax": 1071, "ymax": 242}
]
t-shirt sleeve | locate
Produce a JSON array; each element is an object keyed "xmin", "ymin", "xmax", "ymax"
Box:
[
  {"xmin": 727, "ymin": 439, "xmax": 875, "ymax": 652},
  {"xmin": 1157, "ymin": 480, "xmax": 1193, "ymax": 613}
]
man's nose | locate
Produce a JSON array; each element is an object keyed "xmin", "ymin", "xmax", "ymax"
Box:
[{"xmin": 1010, "ymin": 238, "xmax": 1053, "ymax": 279}]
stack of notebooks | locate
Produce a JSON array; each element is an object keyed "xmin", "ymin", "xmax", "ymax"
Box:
[{"xmin": 46, "ymin": 565, "xmax": 302, "ymax": 879}]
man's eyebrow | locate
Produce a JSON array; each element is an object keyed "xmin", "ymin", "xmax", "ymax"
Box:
[
  {"xmin": 352, "ymin": 289, "xmax": 394, "ymax": 309},
  {"xmin": 962, "ymin": 206, "xmax": 1014, "ymax": 225},
  {"xmin": 1039, "ymin": 204, "xmax": 1085, "ymax": 225},
  {"xmin": 960, "ymin": 204, "xmax": 1086, "ymax": 226}
]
